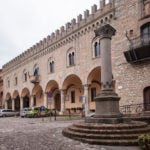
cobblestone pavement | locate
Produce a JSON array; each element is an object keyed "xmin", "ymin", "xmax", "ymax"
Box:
[{"xmin": 0, "ymin": 117, "xmax": 141, "ymax": 150}]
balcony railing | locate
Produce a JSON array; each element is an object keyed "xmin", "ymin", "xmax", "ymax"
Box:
[
  {"xmin": 124, "ymin": 34, "xmax": 150, "ymax": 63},
  {"xmin": 30, "ymin": 75, "xmax": 40, "ymax": 84}
]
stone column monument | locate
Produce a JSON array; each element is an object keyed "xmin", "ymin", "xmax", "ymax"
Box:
[{"xmin": 89, "ymin": 24, "xmax": 121, "ymax": 123}]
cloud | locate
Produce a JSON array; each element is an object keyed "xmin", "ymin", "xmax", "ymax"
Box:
[{"xmin": 0, "ymin": 0, "xmax": 99, "ymax": 68}]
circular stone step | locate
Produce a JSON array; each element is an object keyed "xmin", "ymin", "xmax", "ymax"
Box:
[{"xmin": 62, "ymin": 121, "xmax": 150, "ymax": 146}]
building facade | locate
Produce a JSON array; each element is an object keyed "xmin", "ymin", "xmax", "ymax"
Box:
[
  {"xmin": 0, "ymin": 69, "xmax": 3, "ymax": 108},
  {"xmin": 2, "ymin": 0, "xmax": 150, "ymax": 114}
]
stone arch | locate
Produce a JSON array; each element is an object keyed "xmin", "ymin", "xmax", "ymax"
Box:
[
  {"xmin": 21, "ymin": 88, "xmax": 30, "ymax": 108},
  {"xmin": 12, "ymin": 90, "xmax": 20, "ymax": 111},
  {"xmin": 32, "ymin": 85, "xmax": 43, "ymax": 107},
  {"xmin": 62, "ymin": 74, "xmax": 83, "ymax": 110},
  {"xmin": 45, "ymin": 80, "xmax": 59, "ymax": 111},
  {"xmin": 87, "ymin": 67, "xmax": 101, "ymax": 111},
  {"xmin": 5, "ymin": 92, "xmax": 12, "ymax": 109}
]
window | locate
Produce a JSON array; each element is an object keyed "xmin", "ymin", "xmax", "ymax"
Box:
[
  {"xmin": 91, "ymin": 88, "xmax": 96, "ymax": 101},
  {"xmin": 34, "ymin": 66, "xmax": 39, "ymax": 76},
  {"xmin": 68, "ymin": 52, "xmax": 75, "ymax": 66},
  {"xmin": 141, "ymin": 22, "xmax": 150, "ymax": 45},
  {"xmin": 71, "ymin": 91, "xmax": 75, "ymax": 103},
  {"xmin": 23, "ymin": 69, "xmax": 28, "ymax": 82},
  {"xmin": 7, "ymin": 79, "xmax": 10, "ymax": 88},
  {"xmin": 94, "ymin": 42, "xmax": 100, "ymax": 57},
  {"xmin": 48, "ymin": 57, "xmax": 55, "ymax": 74},
  {"xmin": 15, "ymin": 77, "xmax": 18, "ymax": 85},
  {"xmin": 67, "ymin": 48, "xmax": 75, "ymax": 67},
  {"xmin": 49, "ymin": 61, "xmax": 54, "ymax": 73}
]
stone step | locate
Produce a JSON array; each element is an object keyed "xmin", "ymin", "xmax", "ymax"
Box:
[
  {"xmin": 74, "ymin": 137, "xmax": 138, "ymax": 146},
  {"xmin": 68, "ymin": 125, "xmax": 150, "ymax": 134},
  {"xmin": 73, "ymin": 121, "xmax": 148, "ymax": 130},
  {"xmin": 63, "ymin": 128, "xmax": 148, "ymax": 140}
]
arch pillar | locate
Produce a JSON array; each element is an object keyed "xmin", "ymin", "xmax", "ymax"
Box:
[
  {"xmin": 60, "ymin": 89, "xmax": 66, "ymax": 114},
  {"xmin": 5, "ymin": 100, "xmax": 8, "ymax": 109},
  {"xmin": 83, "ymin": 84, "xmax": 89, "ymax": 116},
  {"xmin": 30, "ymin": 95, "xmax": 34, "ymax": 108},
  {"xmin": 12, "ymin": 99, "xmax": 15, "ymax": 110},
  {"xmin": 20, "ymin": 97, "xmax": 23, "ymax": 110},
  {"xmin": 44, "ymin": 93, "xmax": 48, "ymax": 108}
]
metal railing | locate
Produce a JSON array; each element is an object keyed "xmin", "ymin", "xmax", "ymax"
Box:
[
  {"xmin": 120, "ymin": 103, "xmax": 150, "ymax": 115},
  {"xmin": 129, "ymin": 33, "xmax": 150, "ymax": 50}
]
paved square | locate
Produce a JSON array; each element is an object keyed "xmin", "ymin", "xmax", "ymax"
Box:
[{"xmin": 0, "ymin": 117, "xmax": 141, "ymax": 150}]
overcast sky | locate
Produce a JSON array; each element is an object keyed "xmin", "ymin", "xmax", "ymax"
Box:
[{"xmin": 0, "ymin": 0, "xmax": 101, "ymax": 69}]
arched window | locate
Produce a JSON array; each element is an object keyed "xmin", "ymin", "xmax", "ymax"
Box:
[
  {"xmin": 94, "ymin": 42, "xmax": 100, "ymax": 57},
  {"xmin": 34, "ymin": 65, "xmax": 39, "ymax": 76},
  {"xmin": 92, "ymin": 38, "xmax": 100, "ymax": 58},
  {"xmin": 69, "ymin": 53, "xmax": 72, "ymax": 66},
  {"xmin": 71, "ymin": 52, "xmax": 75, "ymax": 65},
  {"xmin": 141, "ymin": 22, "xmax": 150, "ymax": 45},
  {"xmin": 49, "ymin": 61, "xmax": 54, "ymax": 73},
  {"xmin": 23, "ymin": 69, "xmax": 27, "ymax": 82},
  {"xmin": 7, "ymin": 78, "xmax": 10, "ymax": 88},
  {"xmin": 48, "ymin": 57, "xmax": 55, "ymax": 73},
  {"xmin": 67, "ymin": 49, "xmax": 75, "ymax": 66}
]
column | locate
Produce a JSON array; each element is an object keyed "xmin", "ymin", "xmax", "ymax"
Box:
[
  {"xmin": 44, "ymin": 93, "xmax": 48, "ymax": 108},
  {"xmin": 5, "ymin": 100, "xmax": 8, "ymax": 109},
  {"xmin": 12, "ymin": 99, "xmax": 15, "ymax": 110},
  {"xmin": 93, "ymin": 24, "xmax": 120, "ymax": 119},
  {"xmin": 60, "ymin": 89, "xmax": 65, "ymax": 114},
  {"xmin": 20, "ymin": 97, "xmax": 23, "ymax": 110},
  {"xmin": 83, "ymin": 84, "xmax": 89, "ymax": 116},
  {"xmin": 30, "ymin": 95, "xmax": 34, "ymax": 108}
]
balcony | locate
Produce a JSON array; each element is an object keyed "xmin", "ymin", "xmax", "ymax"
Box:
[
  {"xmin": 124, "ymin": 34, "xmax": 150, "ymax": 63},
  {"xmin": 30, "ymin": 75, "xmax": 40, "ymax": 84}
]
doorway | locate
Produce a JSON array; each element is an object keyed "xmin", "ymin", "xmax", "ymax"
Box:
[
  {"xmin": 54, "ymin": 93, "xmax": 61, "ymax": 111},
  {"xmin": 144, "ymin": 86, "xmax": 150, "ymax": 111}
]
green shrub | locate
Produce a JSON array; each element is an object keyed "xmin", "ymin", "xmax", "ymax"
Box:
[{"xmin": 138, "ymin": 134, "xmax": 150, "ymax": 150}]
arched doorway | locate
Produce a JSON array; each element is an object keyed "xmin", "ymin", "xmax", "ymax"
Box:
[
  {"xmin": 7, "ymin": 98, "xmax": 12, "ymax": 109},
  {"xmin": 54, "ymin": 93, "xmax": 61, "ymax": 111},
  {"xmin": 23, "ymin": 96, "xmax": 30, "ymax": 108},
  {"xmin": 144, "ymin": 86, "xmax": 150, "ymax": 111},
  {"xmin": 15, "ymin": 96, "xmax": 20, "ymax": 111},
  {"xmin": 21, "ymin": 88, "xmax": 30, "ymax": 108}
]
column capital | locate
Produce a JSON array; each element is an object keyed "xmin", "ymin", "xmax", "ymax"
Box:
[{"xmin": 94, "ymin": 24, "xmax": 116, "ymax": 39}]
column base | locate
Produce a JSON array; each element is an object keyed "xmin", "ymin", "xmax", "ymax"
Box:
[{"xmin": 94, "ymin": 90, "xmax": 120, "ymax": 118}]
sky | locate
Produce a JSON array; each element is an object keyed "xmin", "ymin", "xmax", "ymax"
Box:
[{"xmin": 0, "ymin": 0, "xmax": 100, "ymax": 69}]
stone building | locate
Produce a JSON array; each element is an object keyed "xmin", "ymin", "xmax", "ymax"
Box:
[
  {"xmin": 2, "ymin": 0, "xmax": 150, "ymax": 114},
  {"xmin": 0, "ymin": 69, "xmax": 3, "ymax": 108}
]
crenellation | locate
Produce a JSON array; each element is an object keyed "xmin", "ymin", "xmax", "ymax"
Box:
[
  {"xmin": 60, "ymin": 26, "xmax": 65, "ymax": 33},
  {"xmin": 66, "ymin": 22, "xmax": 71, "ymax": 30},
  {"xmin": 77, "ymin": 14, "xmax": 82, "ymax": 23},
  {"xmin": 51, "ymin": 32, "xmax": 55, "ymax": 42},
  {"xmin": 55, "ymin": 29, "xmax": 60, "ymax": 35},
  {"xmin": 100, "ymin": 0, "xmax": 106, "ymax": 9},
  {"xmin": 71, "ymin": 18, "xmax": 76, "ymax": 26},
  {"xmin": 91, "ymin": 4, "xmax": 97, "ymax": 14},
  {"xmin": 84, "ymin": 9, "xmax": 90, "ymax": 19}
]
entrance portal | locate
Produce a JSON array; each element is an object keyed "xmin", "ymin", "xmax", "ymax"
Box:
[
  {"xmin": 23, "ymin": 96, "xmax": 30, "ymax": 108},
  {"xmin": 15, "ymin": 96, "xmax": 20, "ymax": 111},
  {"xmin": 144, "ymin": 86, "xmax": 150, "ymax": 111},
  {"xmin": 54, "ymin": 93, "xmax": 61, "ymax": 111}
]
